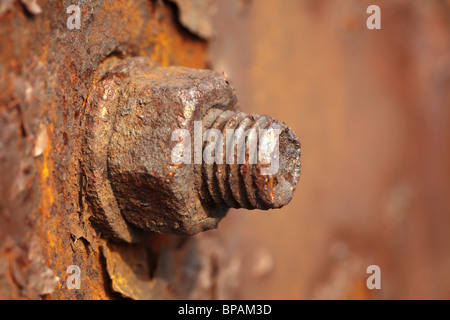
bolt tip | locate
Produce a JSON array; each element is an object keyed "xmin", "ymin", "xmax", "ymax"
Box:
[{"xmin": 253, "ymin": 121, "xmax": 301, "ymax": 209}]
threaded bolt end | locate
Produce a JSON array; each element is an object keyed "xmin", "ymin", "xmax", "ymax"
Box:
[{"xmin": 200, "ymin": 108, "xmax": 301, "ymax": 210}]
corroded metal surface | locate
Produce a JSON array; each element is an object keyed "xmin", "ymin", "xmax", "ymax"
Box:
[
  {"xmin": 84, "ymin": 56, "xmax": 301, "ymax": 240},
  {"xmin": 2, "ymin": 0, "xmax": 449, "ymax": 301},
  {"xmin": 201, "ymin": 109, "xmax": 301, "ymax": 210},
  {"xmin": 84, "ymin": 57, "xmax": 236, "ymax": 239},
  {"xmin": 0, "ymin": 0, "xmax": 213, "ymax": 299}
]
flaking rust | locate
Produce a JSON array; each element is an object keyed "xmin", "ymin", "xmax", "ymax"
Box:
[{"xmin": 83, "ymin": 57, "xmax": 301, "ymax": 242}]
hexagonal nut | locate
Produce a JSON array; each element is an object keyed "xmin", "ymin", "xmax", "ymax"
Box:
[{"xmin": 84, "ymin": 57, "xmax": 238, "ymax": 240}]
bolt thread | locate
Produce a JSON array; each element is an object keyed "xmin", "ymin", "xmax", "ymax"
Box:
[{"xmin": 200, "ymin": 108, "xmax": 301, "ymax": 210}]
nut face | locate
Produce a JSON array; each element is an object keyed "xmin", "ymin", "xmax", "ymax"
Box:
[{"xmin": 84, "ymin": 57, "xmax": 237, "ymax": 241}]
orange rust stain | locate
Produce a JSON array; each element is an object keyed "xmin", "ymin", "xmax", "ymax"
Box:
[
  {"xmin": 143, "ymin": 5, "xmax": 207, "ymax": 69},
  {"xmin": 37, "ymin": 122, "xmax": 62, "ymax": 283},
  {"xmin": 151, "ymin": 32, "xmax": 172, "ymax": 67},
  {"xmin": 39, "ymin": 122, "xmax": 55, "ymax": 233}
]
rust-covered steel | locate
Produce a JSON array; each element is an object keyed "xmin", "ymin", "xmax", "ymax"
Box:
[
  {"xmin": 0, "ymin": 0, "xmax": 300, "ymax": 299},
  {"xmin": 84, "ymin": 56, "xmax": 301, "ymax": 241},
  {"xmin": 3, "ymin": 0, "xmax": 448, "ymax": 301},
  {"xmin": 0, "ymin": 0, "xmax": 218, "ymax": 300}
]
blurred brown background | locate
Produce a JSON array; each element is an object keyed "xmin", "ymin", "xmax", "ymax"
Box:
[
  {"xmin": 0, "ymin": 0, "xmax": 449, "ymax": 299},
  {"xmin": 208, "ymin": 0, "xmax": 450, "ymax": 299}
]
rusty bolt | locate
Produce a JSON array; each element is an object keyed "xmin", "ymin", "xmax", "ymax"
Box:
[{"xmin": 82, "ymin": 57, "xmax": 301, "ymax": 242}]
